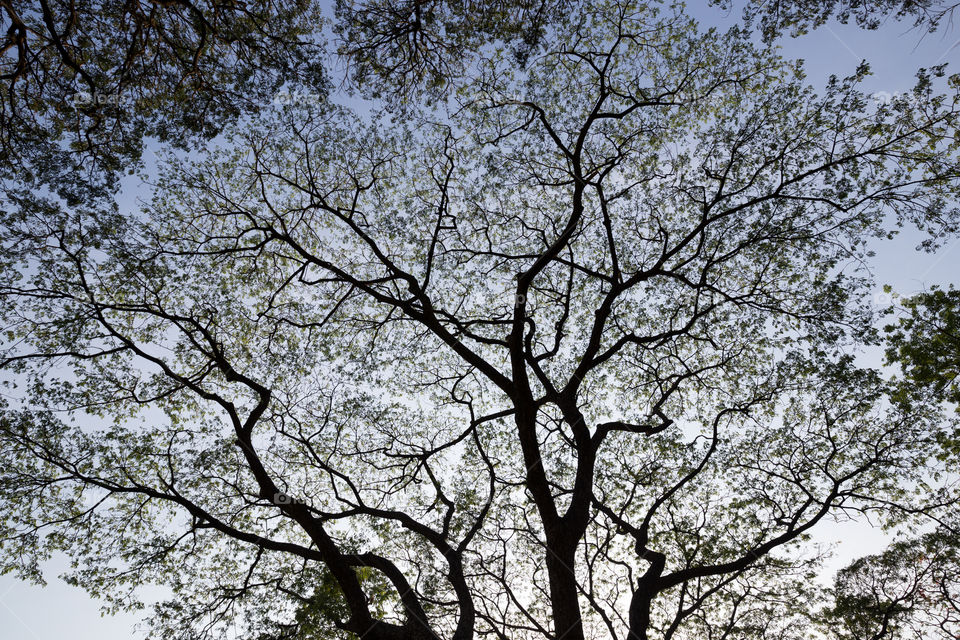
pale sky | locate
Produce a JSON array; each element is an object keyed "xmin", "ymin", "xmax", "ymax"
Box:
[{"xmin": 2, "ymin": 3, "xmax": 959, "ymax": 639}]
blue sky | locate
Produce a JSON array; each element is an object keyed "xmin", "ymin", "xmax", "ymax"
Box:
[{"xmin": 2, "ymin": 4, "xmax": 959, "ymax": 639}]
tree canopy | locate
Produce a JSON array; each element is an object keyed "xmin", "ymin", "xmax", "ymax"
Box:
[
  {"xmin": 827, "ymin": 525, "xmax": 960, "ymax": 640},
  {"xmin": 0, "ymin": 0, "xmax": 327, "ymax": 204},
  {"xmin": 886, "ymin": 286, "xmax": 960, "ymax": 412},
  {"xmin": 1, "ymin": 2, "xmax": 960, "ymax": 640},
  {"xmin": 715, "ymin": 0, "xmax": 960, "ymax": 40}
]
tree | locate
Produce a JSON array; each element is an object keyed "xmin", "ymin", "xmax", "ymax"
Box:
[
  {"xmin": 713, "ymin": 0, "xmax": 960, "ymax": 40},
  {"xmin": 0, "ymin": 0, "xmax": 327, "ymax": 205},
  {"xmin": 1, "ymin": 2, "xmax": 960, "ymax": 640},
  {"xmin": 826, "ymin": 526, "xmax": 960, "ymax": 640},
  {"xmin": 0, "ymin": 0, "xmax": 570, "ymax": 206},
  {"xmin": 885, "ymin": 286, "xmax": 960, "ymax": 412},
  {"xmin": 334, "ymin": 0, "xmax": 568, "ymax": 96},
  {"xmin": 817, "ymin": 286, "xmax": 960, "ymax": 640}
]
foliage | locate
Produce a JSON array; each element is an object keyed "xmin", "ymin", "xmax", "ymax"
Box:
[
  {"xmin": 1, "ymin": 2, "xmax": 960, "ymax": 640},
  {"xmin": 334, "ymin": 0, "xmax": 570, "ymax": 97},
  {"xmin": 712, "ymin": 0, "xmax": 960, "ymax": 40},
  {"xmin": 820, "ymin": 285, "xmax": 960, "ymax": 639},
  {"xmin": 886, "ymin": 286, "xmax": 960, "ymax": 410},
  {"xmin": 826, "ymin": 526, "xmax": 960, "ymax": 639},
  {"xmin": 0, "ymin": 0, "xmax": 326, "ymax": 204}
]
